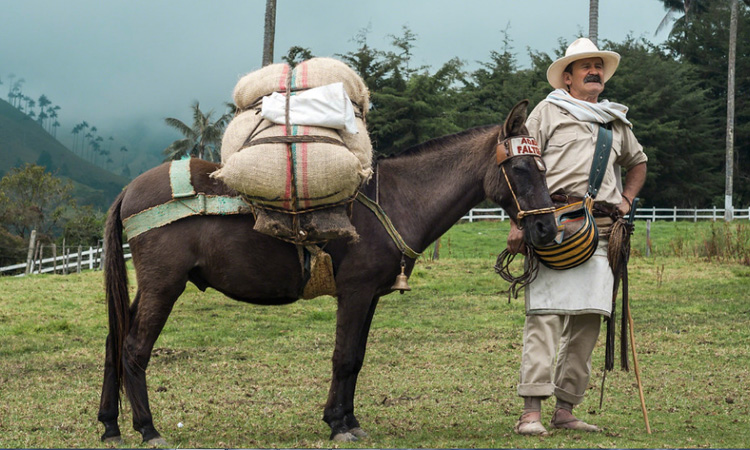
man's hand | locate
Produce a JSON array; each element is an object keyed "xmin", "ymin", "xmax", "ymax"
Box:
[
  {"xmin": 619, "ymin": 162, "xmax": 646, "ymax": 217},
  {"xmin": 507, "ymin": 222, "xmax": 526, "ymax": 255},
  {"xmin": 617, "ymin": 196, "xmax": 631, "ymax": 217}
]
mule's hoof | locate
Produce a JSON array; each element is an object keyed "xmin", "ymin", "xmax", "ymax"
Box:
[
  {"xmin": 349, "ymin": 427, "xmax": 368, "ymax": 439},
  {"xmin": 102, "ymin": 435, "xmax": 123, "ymax": 444},
  {"xmin": 332, "ymin": 432, "xmax": 358, "ymax": 442},
  {"xmin": 145, "ymin": 436, "xmax": 170, "ymax": 447}
]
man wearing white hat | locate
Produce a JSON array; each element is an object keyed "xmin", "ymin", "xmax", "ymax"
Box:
[{"xmin": 507, "ymin": 37, "xmax": 648, "ymax": 435}]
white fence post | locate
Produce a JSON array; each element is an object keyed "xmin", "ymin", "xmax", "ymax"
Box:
[{"xmin": 24, "ymin": 230, "xmax": 37, "ymax": 276}]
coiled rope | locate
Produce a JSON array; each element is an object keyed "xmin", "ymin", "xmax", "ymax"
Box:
[
  {"xmin": 604, "ymin": 217, "xmax": 633, "ymax": 371},
  {"xmin": 494, "ymin": 245, "xmax": 540, "ymax": 303}
]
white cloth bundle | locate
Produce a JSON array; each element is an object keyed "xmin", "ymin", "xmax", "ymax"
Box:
[{"xmin": 261, "ymin": 82, "xmax": 358, "ymax": 134}]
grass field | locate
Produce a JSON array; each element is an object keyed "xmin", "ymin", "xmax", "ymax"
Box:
[{"xmin": 0, "ymin": 220, "xmax": 748, "ymax": 448}]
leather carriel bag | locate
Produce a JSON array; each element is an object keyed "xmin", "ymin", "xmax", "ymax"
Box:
[{"xmin": 534, "ymin": 124, "xmax": 613, "ymax": 270}]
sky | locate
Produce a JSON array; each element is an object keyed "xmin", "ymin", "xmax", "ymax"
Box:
[{"xmin": 2, "ymin": 0, "xmax": 672, "ymax": 165}]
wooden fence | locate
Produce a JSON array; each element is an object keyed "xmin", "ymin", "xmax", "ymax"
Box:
[
  {"xmin": 0, "ymin": 239, "xmax": 131, "ymax": 277},
  {"xmin": 2, "ymin": 206, "xmax": 748, "ymax": 276},
  {"xmin": 461, "ymin": 206, "xmax": 750, "ymax": 222}
]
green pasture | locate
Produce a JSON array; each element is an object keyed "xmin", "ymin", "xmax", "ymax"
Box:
[{"xmin": 0, "ymin": 220, "xmax": 748, "ymax": 448}]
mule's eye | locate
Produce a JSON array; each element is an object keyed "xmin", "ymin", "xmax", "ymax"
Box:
[{"xmin": 511, "ymin": 163, "xmax": 531, "ymax": 177}]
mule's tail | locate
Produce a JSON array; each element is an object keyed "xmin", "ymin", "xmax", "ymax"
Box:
[{"xmin": 105, "ymin": 190, "xmax": 131, "ymax": 393}]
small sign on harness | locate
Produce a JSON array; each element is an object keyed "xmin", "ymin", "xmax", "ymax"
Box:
[
  {"xmin": 509, "ymin": 137, "xmax": 541, "ymax": 156},
  {"xmin": 496, "ymin": 135, "xmax": 543, "ymax": 168}
]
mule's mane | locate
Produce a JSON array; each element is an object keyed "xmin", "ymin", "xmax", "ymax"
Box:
[{"xmin": 377, "ymin": 125, "xmax": 496, "ymax": 161}]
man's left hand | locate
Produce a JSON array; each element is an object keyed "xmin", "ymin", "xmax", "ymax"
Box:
[{"xmin": 617, "ymin": 197, "xmax": 631, "ymax": 217}]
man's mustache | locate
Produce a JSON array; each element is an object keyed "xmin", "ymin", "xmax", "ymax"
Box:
[{"xmin": 584, "ymin": 74, "xmax": 602, "ymax": 83}]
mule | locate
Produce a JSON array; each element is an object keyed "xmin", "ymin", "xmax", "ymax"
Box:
[{"xmin": 97, "ymin": 100, "xmax": 557, "ymax": 445}]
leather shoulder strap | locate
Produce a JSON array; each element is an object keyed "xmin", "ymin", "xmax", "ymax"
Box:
[{"xmin": 588, "ymin": 124, "xmax": 613, "ymax": 198}]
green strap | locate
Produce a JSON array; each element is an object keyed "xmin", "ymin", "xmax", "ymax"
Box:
[
  {"xmin": 356, "ymin": 192, "xmax": 421, "ymax": 259},
  {"xmin": 588, "ymin": 124, "xmax": 613, "ymax": 199},
  {"xmin": 124, "ymin": 159, "xmax": 251, "ymax": 240},
  {"xmin": 122, "ymin": 194, "xmax": 252, "ymax": 240},
  {"xmin": 170, "ymin": 157, "xmax": 196, "ymax": 198}
]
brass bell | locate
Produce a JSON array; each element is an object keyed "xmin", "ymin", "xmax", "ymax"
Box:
[{"xmin": 391, "ymin": 263, "xmax": 411, "ymax": 294}]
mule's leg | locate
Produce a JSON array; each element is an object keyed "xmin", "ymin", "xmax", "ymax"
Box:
[
  {"xmin": 122, "ymin": 289, "xmax": 181, "ymax": 445},
  {"xmin": 98, "ymin": 333, "xmax": 123, "ymax": 443},
  {"xmin": 323, "ymin": 294, "xmax": 380, "ymax": 441}
]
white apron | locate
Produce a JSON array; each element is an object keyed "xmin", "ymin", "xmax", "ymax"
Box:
[{"xmin": 526, "ymin": 238, "xmax": 614, "ymax": 317}]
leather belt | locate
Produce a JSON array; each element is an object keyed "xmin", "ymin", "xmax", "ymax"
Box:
[{"xmin": 551, "ymin": 193, "xmax": 619, "ymax": 218}]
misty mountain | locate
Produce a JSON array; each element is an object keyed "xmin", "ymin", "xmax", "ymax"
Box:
[{"xmin": 0, "ymin": 98, "xmax": 129, "ymax": 210}]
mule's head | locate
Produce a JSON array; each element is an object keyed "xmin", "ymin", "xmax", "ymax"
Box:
[{"xmin": 484, "ymin": 100, "xmax": 557, "ymax": 247}]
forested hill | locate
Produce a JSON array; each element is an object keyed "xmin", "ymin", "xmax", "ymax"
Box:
[{"xmin": 0, "ymin": 99, "xmax": 127, "ymax": 209}]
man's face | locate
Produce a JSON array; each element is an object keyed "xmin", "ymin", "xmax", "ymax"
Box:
[{"xmin": 563, "ymin": 57, "xmax": 605, "ymax": 102}]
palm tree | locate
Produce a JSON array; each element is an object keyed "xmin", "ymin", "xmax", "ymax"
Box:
[
  {"xmin": 37, "ymin": 94, "xmax": 51, "ymax": 128},
  {"xmin": 47, "ymin": 108, "xmax": 59, "ymax": 134},
  {"xmin": 8, "ymin": 78, "xmax": 24, "ymax": 108},
  {"xmin": 6, "ymin": 74, "xmax": 16, "ymax": 100},
  {"xmin": 84, "ymin": 132, "xmax": 93, "ymax": 161},
  {"xmin": 71, "ymin": 125, "xmax": 81, "ymax": 154},
  {"xmin": 724, "ymin": 0, "xmax": 738, "ymax": 220},
  {"xmin": 162, "ymin": 102, "xmax": 230, "ymax": 162},
  {"xmin": 262, "ymin": 0, "xmax": 277, "ymax": 66},
  {"xmin": 80, "ymin": 121, "xmax": 90, "ymax": 155},
  {"xmin": 37, "ymin": 111, "xmax": 48, "ymax": 127},
  {"xmin": 655, "ymin": 0, "xmax": 713, "ymax": 39},
  {"xmin": 120, "ymin": 146, "xmax": 128, "ymax": 166},
  {"xmin": 589, "ymin": 0, "xmax": 599, "ymax": 46}
]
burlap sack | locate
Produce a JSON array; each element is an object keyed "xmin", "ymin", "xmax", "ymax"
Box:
[
  {"xmin": 222, "ymin": 113, "xmax": 372, "ymax": 178},
  {"xmin": 232, "ymin": 58, "xmax": 369, "ymax": 114},
  {"xmin": 291, "ymin": 58, "xmax": 369, "ymax": 111},
  {"xmin": 233, "ymin": 63, "xmax": 290, "ymax": 110},
  {"xmin": 301, "ymin": 245, "xmax": 337, "ymax": 299},
  {"xmin": 217, "ymin": 110, "xmax": 372, "ymax": 207},
  {"xmin": 220, "ymin": 110, "xmax": 259, "ymax": 162},
  {"xmin": 215, "ymin": 56, "xmax": 373, "ymax": 232},
  {"xmin": 339, "ymin": 119, "xmax": 372, "ymax": 172},
  {"xmin": 214, "ymin": 119, "xmax": 363, "ymax": 209}
]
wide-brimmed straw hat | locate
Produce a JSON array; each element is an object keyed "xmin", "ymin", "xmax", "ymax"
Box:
[{"xmin": 546, "ymin": 38, "xmax": 620, "ymax": 90}]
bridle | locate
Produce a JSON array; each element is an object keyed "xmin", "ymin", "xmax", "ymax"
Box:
[{"xmin": 495, "ymin": 134, "xmax": 555, "ymax": 226}]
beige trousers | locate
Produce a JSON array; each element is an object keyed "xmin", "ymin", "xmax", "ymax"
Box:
[{"xmin": 517, "ymin": 313, "xmax": 601, "ymax": 405}]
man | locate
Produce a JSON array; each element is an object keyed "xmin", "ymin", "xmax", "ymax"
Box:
[{"xmin": 507, "ymin": 38, "xmax": 648, "ymax": 436}]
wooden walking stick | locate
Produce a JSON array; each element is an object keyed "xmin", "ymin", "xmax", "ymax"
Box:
[
  {"xmin": 627, "ymin": 297, "xmax": 651, "ymax": 433},
  {"xmin": 624, "ymin": 198, "xmax": 651, "ymax": 433},
  {"xmin": 600, "ymin": 198, "xmax": 651, "ymax": 434}
]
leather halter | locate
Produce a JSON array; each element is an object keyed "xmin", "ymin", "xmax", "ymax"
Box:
[{"xmin": 496, "ymin": 135, "xmax": 555, "ymax": 224}]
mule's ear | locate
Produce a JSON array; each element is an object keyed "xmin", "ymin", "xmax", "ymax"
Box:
[{"xmin": 502, "ymin": 99, "xmax": 530, "ymax": 136}]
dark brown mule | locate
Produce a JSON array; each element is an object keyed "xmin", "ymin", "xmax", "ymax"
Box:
[{"xmin": 98, "ymin": 100, "xmax": 556, "ymax": 445}]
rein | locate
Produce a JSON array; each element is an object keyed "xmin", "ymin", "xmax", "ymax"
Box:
[
  {"xmin": 496, "ymin": 135, "xmax": 555, "ymax": 225},
  {"xmin": 493, "ymin": 134, "xmax": 555, "ymax": 298},
  {"xmin": 355, "ymin": 190, "xmax": 421, "ymax": 260}
]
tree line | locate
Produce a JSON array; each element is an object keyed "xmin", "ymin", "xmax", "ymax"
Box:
[
  {"xmin": 165, "ymin": 2, "xmax": 749, "ymax": 210},
  {"xmin": 3, "ymin": 1, "xmax": 747, "ymax": 265},
  {"xmin": 0, "ymin": 164, "xmax": 104, "ymax": 266}
]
